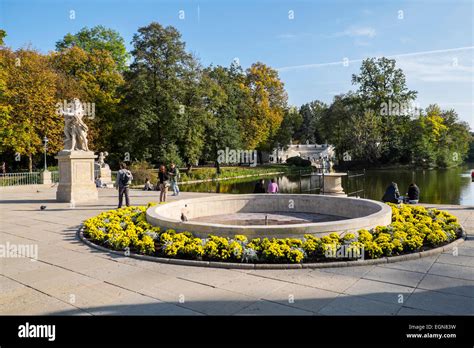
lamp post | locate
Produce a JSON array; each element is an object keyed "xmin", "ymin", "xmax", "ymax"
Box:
[{"xmin": 43, "ymin": 136, "xmax": 48, "ymax": 171}]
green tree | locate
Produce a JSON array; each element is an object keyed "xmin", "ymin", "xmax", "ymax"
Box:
[
  {"xmin": 0, "ymin": 29, "xmax": 6, "ymax": 46},
  {"xmin": 0, "ymin": 49, "xmax": 62, "ymax": 171},
  {"xmin": 119, "ymin": 22, "xmax": 198, "ymax": 164},
  {"xmin": 352, "ymin": 57, "xmax": 417, "ymax": 110},
  {"xmin": 202, "ymin": 64, "xmax": 245, "ymax": 173},
  {"xmin": 352, "ymin": 57, "xmax": 418, "ymax": 163},
  {"xmin": 51, "ymin": 46, "xmax": 124, "ymax": 151},
  {"xmin": 274, "ymin": 106, "xmax": 303, "ymax": 149},
  {"xmin": 295, "ymin": 100, "xmax": 327, "ymax": 143},
  {"xmin": 56, "ymin": 25, "xmax": 130, "ymax": 71},
  {"xmin": 240, "ymin": 62, "xmax": 288, "ymax": 150}
]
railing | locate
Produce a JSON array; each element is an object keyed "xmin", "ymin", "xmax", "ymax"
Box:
[
  {"xmin": 51, "ymin": 171, "xmax": 60, "ymax": 183},
  {"xmin": 0, "ymin": 172, "xmax": 43, "ymax": 186},
  {"xmin": 346, "ymin": 169, "xmax": 366, "ymax": 198},
  {"xmin": 0, "ymin": 171, "xmax": 62, "ymax": 187}
]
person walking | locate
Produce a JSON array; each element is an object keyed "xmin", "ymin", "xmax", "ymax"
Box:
[
  {"xmin": 116, "ymin": 163, "xmax": 133, "ymax": 208},
  {"xmin": 168, "ymin": 163, "xmax": 180, "ymax": 196},
  {"xmin": 267, "ymin": 178, "xmax": 279, "ymax": 194},
  {"xmin": 158, "ymin": 165, "xmax": 170, "ymax": 202}
]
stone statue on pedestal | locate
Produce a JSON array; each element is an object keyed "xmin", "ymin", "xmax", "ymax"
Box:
[
  {"xmin": 60, "ymin": 98, "xmax": 89, "ymax": 152},
  {"xmin": 55, "ymin": 98, "xmax": 98, "ymax": 203},
  {"xmin": 94, "ymin": 151, "xmax": 114, "ymax": 188},
  {"xmin": 97, "ymin": 151, "xmax": 110, "ymax": 169}
]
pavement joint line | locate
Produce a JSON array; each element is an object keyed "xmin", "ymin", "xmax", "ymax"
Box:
[
  {"xmin": 414, "ymin": 285, "xmax": 474, "ymax": 300},
  {"xmin": 3, "ymin": 257, "xmax": 207, "ymax": 315},
  {"xmin": 395, "ymin": 252, "xmax": 442, "ymax": 315},
  {"xmin": 377, "ymin": 264, "xmax": 435, "ymax": 275},
  {"xmin": 175, "ymin": 277, "xmax": 217, "ymax": 289},
  {"xmin": 0, "ymin": 273, "xmax": 92, "ymax": 315},
  {"xmin": 393, "ymin": 253, "xmax": 444, "ymax": 316},
  {"xmin": 242, "ymin": 272, "xmax": 347, "ymax": 296},
  {"xmin": 0, "ymin": 230, "xmax": 40, "ymax": 242},
  {"xmin": 232, "ymin": 300, "xmax": 264, "ymax": 315},
  {"xmin": 398, "ymin": 305, "xmax": 444, "ymax": 315},
  {"xmin": 257, "ymin": 298, "xmax": 316, "ymax": 315},
  {"xmin": 435, "ymin": 260, "xmax": 474, "ymax": 268},
  {"xmin": 101, "ymin": 280, "xmax": 207, "ymax": 315}
]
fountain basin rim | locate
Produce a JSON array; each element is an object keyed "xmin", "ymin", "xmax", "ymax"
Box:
[{"xmin": 146, "ymin": 194, "xmax": 393, "ymax": 238}]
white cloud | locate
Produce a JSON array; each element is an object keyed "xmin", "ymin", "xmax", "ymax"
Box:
[
  {"xmin": 276, "ymin": 33, "xmax": 297, "ymax": 39},
  {"xmin": 333, "ymin": 26, "xmax": 377, "ymax": 38},
  {"xmin": 276, "ymin": 46, "xmax": 474, "ymax": 73},
  {"xmin": 398, "ymin": 54, "xmax": 474, "ymax": 82}
]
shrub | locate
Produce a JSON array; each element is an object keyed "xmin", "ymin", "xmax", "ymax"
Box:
[
  {"xmin": 128, "ymin": 161, "xmax": 158, "ymax": 186},
  {"xmin": 286, "ymin": 156, "xmax": 312, "ymax": 167}
]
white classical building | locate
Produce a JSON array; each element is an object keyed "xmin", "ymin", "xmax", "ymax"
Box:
[{"xmin": 269, "ymin": 142, "xmax": 336, "ymax": 168}]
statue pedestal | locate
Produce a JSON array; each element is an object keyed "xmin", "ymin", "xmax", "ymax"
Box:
[
  {"xmin": 55, "ymin": 151, "xmax": 98, "ymax": 203},
  {"xmin": 321, "ymin": 173, "xmax": 347, "ymax": 196},
  {"xmin": 97, "ymin": 166, "xmax": 114, "ymax": 188}
]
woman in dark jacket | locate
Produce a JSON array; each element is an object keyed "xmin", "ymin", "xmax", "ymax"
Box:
[
  {"xmin": 158, "ymin": 165, "xmax": 170, "ymax": 202},
  {"xmin": 382, "ymin": 182, "xmax": 402, "ymax": 204}
]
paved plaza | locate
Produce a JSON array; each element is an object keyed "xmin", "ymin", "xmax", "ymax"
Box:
[{"xmin": 0, "ymin": 186, "xmax": 473, "ymax": 315}]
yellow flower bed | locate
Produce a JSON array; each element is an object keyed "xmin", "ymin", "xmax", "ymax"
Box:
[{"xmin": 82, "ymin": 203, "xmax": 463, "ymax": 264}]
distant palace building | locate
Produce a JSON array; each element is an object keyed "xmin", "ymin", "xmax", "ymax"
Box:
[{"xmin": 267, "ymin": 141, "xmax": 336, "ymax": 169}]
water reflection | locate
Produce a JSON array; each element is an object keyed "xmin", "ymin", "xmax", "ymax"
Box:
[{"xmin": 181, "ymin": 163, "xmax": 474, "ymax": 205}]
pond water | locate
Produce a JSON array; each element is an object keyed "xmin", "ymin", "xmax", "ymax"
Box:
[{"xmin": 180, "ymin": 163, "xmax": 474, "ymax": 205}]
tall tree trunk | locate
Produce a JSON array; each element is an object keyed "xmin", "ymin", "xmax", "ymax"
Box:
[{"xmin": 215, "ymin": 160, "xmax": 221, "ymax": 175}]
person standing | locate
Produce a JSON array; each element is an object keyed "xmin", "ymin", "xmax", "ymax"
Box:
[
  {"xmin": 267, "ymin": 178, "xmax": 279, "ymax": 194},
  {"xmin": 116, "ymin": 163, "xmax": 133, "ymax": 208},
  {"xmin": 0, "ymin": 161, "xmax": 5, "ymax": 175},
  {"xmin": 158, "ymin": 165, "xmax": 170, "ymax": 202},
  {"xmin": 168, "ymin": 163, "xmax": 180, "ymax": 196}
]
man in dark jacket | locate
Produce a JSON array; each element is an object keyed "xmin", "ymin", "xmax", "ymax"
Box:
[
  {"xmin": 116, "ymin": 162, "xmax": 133, "ymax": 208},
  {"xmin": 382, "ymin": 182, "xmax": 402, "ymax": 204}
]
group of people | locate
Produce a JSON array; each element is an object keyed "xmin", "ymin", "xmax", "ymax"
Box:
[
  {"xmin": 382, "ymin": 182, "xmax": 420, "ymax": 204},
  {"xmin": 253, "ymin": 178, "xmax": 279, "ymax": 194},
  {"xmin": 152, "ymin": 163, "xmax": 180, "ymax": 203},
  {"xmin": 115, "ymin": 162, "xmax": 180, "ymax": 208}
]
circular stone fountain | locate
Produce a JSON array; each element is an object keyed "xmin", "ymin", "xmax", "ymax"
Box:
[{"xmin": 146, "ymin": 194, "xmax": 392, "ymax": 239}]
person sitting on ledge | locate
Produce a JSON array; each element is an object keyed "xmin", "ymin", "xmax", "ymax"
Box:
[
  {"xmin": 405, "ymin": 183, "xmax": 420, "ymax": 204},
  {"xmin": 95, "ymin": 176, "xmax": 104, "ymax": 188},
  {"xmin": 267, "ymin": 178, "xmax": 279, "ymax": 194},
  {"xmin": 382, "ymin": 182, "xmax": 402, "ymax": 204},
  {"xmin": 253, "ymin": 179, "xmax": 266, "ymax": 193},
  {"xmin": 143, "ymin": 177, "xmax": 154, "ymax": 191}
]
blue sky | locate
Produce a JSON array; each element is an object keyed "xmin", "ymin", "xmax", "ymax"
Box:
[{"xmin": 1, "ymin": 0, "xmax": 473, "ymax": 127}]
